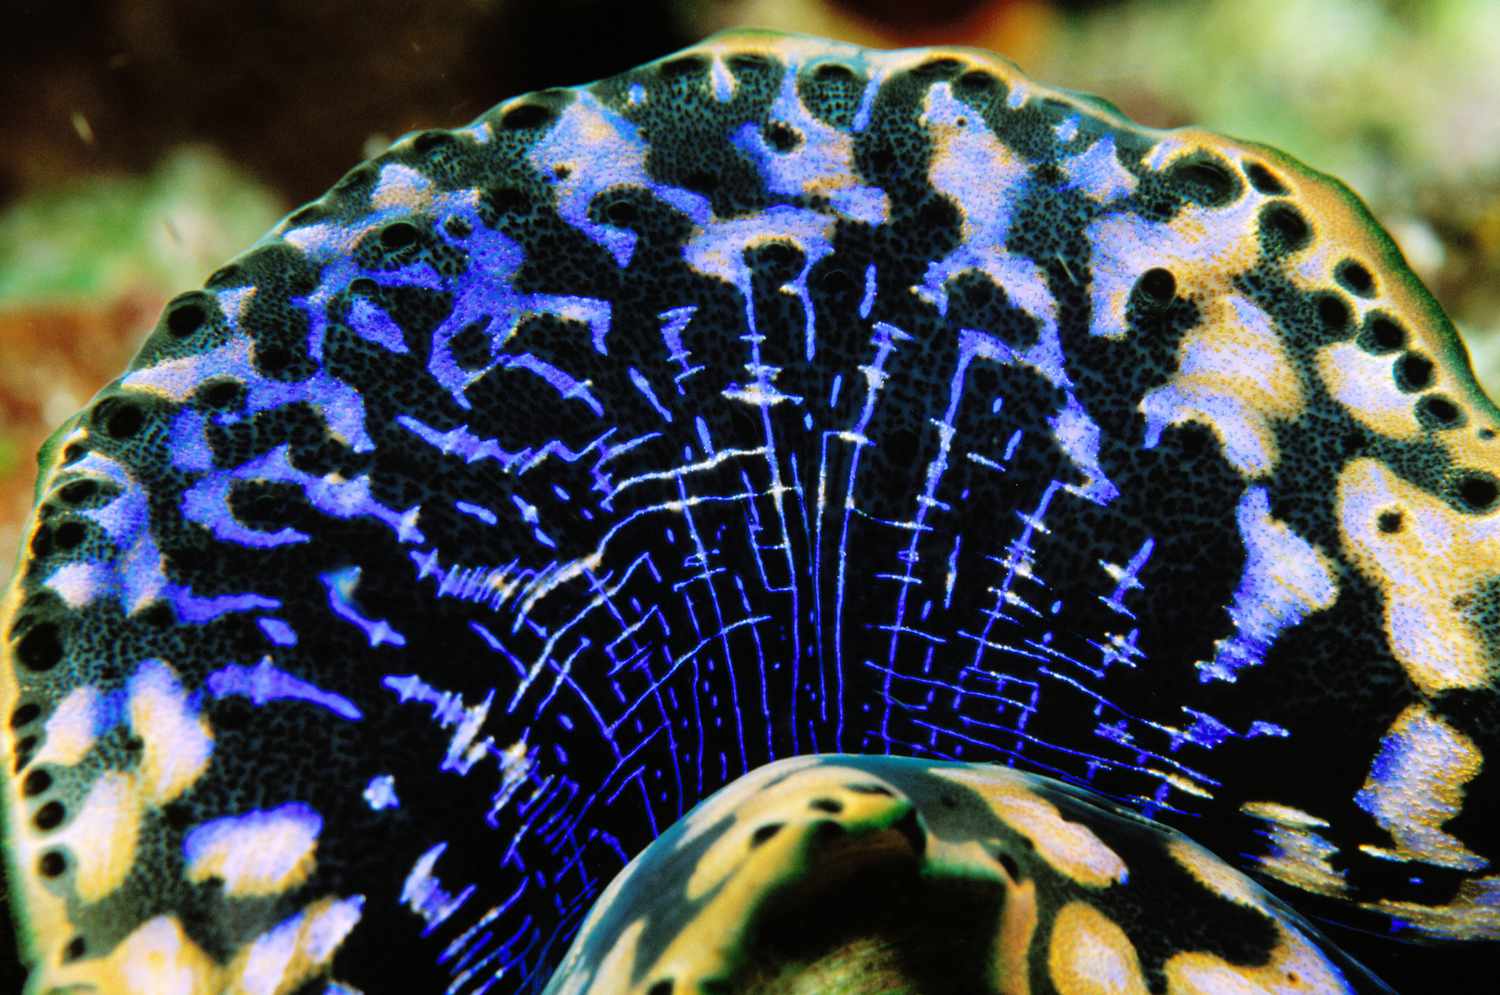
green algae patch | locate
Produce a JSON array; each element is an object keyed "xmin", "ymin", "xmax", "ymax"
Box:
[{"xmin": 0, "ymin": 148, "xmax": 281, "ymax": 310}]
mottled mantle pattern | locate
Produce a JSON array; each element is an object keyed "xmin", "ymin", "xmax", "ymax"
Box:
[
  {"xmin": 2, "ymin": 29, "xmax": 1497, "ymax": 994},
  {"xmin": 546, "ymin": 755, "xmax": 1390, "ymax": 994}
]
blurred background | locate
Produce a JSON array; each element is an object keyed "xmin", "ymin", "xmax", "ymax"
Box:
[
  {"xmin": 4, "ymin": 0, "xmax": 1500, "ymax": 576},
  {"xmin": 2, "ymin": 0, "xmax": 1499, "ymax": 985}
]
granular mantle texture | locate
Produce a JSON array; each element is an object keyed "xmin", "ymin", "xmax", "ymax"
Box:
[{"xmin": 2, "ymin": 29, "xmax": 1497, "ymax": 994}]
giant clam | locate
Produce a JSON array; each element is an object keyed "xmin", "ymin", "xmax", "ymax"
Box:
[{"xmin": 3, "ymin": 30, "xmax": 1497, "ymax": 993}]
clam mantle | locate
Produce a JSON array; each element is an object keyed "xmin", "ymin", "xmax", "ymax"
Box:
[{"xmin": 3, "ymin": 29, "xmax": 1496, "ymax": 994}]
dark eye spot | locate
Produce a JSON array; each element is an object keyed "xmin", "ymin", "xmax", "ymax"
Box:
[
  {"xmin": 1244, "ymin": 161, "xmax": 1288, "ymax": 194},
  {"xmin": 332, "ymin": 163, "xmax": 375, "ymax": 195},
  {"xmin": 22, "ymin": 769, "xmax": 51, "ymax": 797},
  {"xmin": 646, "ymin": 981, "xmax": 673, "ymax": 995},
  {"xmin": 93, "ymin": 398, "xmax": 144, "ymax": 440},
  {"xmin": 500, "ymin": 103, "xmax": 555, "ymax": 130},
  {"xmin": 809, "ymin": 797, "xmax": 843, "ymax": 814},
  {"xmin": 1359, "ymin": 315, "xmax": 1405, "ymax": 354},
  {"xmin": 52, "ymin": 521, "xmax": 85, "ymax": 551},
  {"xmin": 108, "ymin": 406, "xmax": 143, "ymax": 439},
  {"xmin": 165, "ymin": 296, "xmax": 208, "ymax": 338},
  {"xmin": 10, "ymin": 703, "xmax": 41, "ymax": 728},
  {"xmin": 913, "ymin": 57, "xmax": 964, "ymax": 79},
  {"xmin": 16, "ymin": 623, "xmax": 63, "ymax": 672},
  {"xmin": 660, "ymin": 55, "xmax": 708, "ymax": 79},
  {"xmin": 34, "ymin": 801, "xmax": 65, "ymax": 831},
  {"xmin": 1259, "ymin": 202, "xmax": 1310, "ymax": 254},
  {"xmin": 413, "ymin": 130, "xmax": 454, "ymax": 154},
  {"xmin": 139, "ymin": 601, "xmax": 173, "ymax": 628},
  {"xmin": 200, "ymin": 379, "xmax": 244, "ymax": 410},
  {"xmin": 764, "ymin": 121, "xmax": 802, "ymax": 153},
  {"xmin": 1137, "ymin": 267, "xmax": 1176, "ymax": 305},
  {"xmin": 1456, "ymin": 473, "xmax": 1499, "ymax": 513},
  {"xmin": 38, "ymin": 850, "xmax": 66, "ymax": 877},
  {"xmin": 1377, "ymin": 510, "xmax": 1404, "ymax": 534},
  {"xmin": 286, "ymin": 205, "xmax": 322, "ymax": 227},
  {"xmin": 752, "ymin": 240, "xmax": 800, "ymax": 272},
  {"xmin": 750, "ymin": 822, "xmax": 783, "ymax": 847},
  {"xmin": 379, "ymin": 222, "xmax": 419, "ymax": 251},
  {"xmin": 605, "ymin": 199, "xmax": 637, "ymax": 226},
  {"xmin": 1315, "ymin": 293, "xmax": 1350, "ymax": 333},
  {"xmin": 443, "ymin": 216, "xmax": 471, "ymax": 238},
  {"xmin": 956, "ymin": 69, "xmax": 1000, "ymax": 92},
  {"xmin": 1336, "ymin": 260, "xmax": 1375, "ymax": 297},
  {"xmin": 61, "ymin": 444, "xmax": 87, "ymax": 465},
  {"xmin": 285, "ymin": 205, "xmax": 321, "ymax": 228},
  {"xmin": 58, "ymin": 479, "xmax": 98, "ymax": 504},
  {"xmin": 64, "ymin": 936, "xmax": 86, "ymax": 962},
  {"xmin": 1395, "ymin": 352, "xmax": 1434, "ymax": 392},
  {"xmin": 728, "ymin": 53, "xmax": 772, "ymax": 75},
  {"xmin": 205, "ymin": 263, "xmax": 244, "ymax": 288},
  {"xmin": 1167, "ymin": 155, "xmax": 1239, "ymax": 207},
  {"xmin": 1417, "ymin": 395, "xmax": 1464, "ymax": 430},
  {"xmin": 814, "ymin": 63, "xmax": 856, "ymax": 84}
]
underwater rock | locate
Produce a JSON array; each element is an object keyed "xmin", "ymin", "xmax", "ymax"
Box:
[{"xmin": 2, "ymin": 28, "xmax": 1496, "ymax": 994}]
